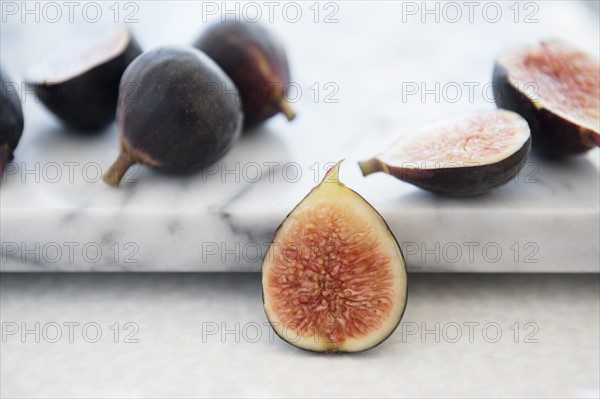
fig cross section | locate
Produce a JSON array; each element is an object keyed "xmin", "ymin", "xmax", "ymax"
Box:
[{"xmin": 262, "ymin": 161, "xmax": 407, "ymax": 353}]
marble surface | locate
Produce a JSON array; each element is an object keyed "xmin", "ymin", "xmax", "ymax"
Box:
[
  {"xmin": 1, "ymin": 272, "xmax": 599, "ymax": 398},
  {"xmin": 1, "ymin": 1, "xmax": 599, "ymax": 272}
]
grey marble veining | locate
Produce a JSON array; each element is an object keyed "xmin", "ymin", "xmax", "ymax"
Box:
[{"xmin": 0, "ymin": 1, "xmax": 598, "ymax": 271}]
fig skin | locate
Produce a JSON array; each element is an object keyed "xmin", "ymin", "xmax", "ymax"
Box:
[
  {"xmin": 359, "ymin": 111, "xmax": 532, "ymax": 196},
  {"xmin": 26, "ymin": 29, "xmax": 142, "ymax": 133},
  {"xmin": 262, "ymin": 161, "xmax": 408, "ymax": 353},
  {"xmin": 194, "ymin": 21, "xmax": 296, "ymax": 128},
  {"xmin": 493, "ymin": 43, "xmax": 600, "ymax": 156},
  {"xmin": 102, "ymin": 46, "xmax": 243, "ymax": 187},
  {"xmin": 0, "ymin": 68, "xmax": 24, "ymax": 182}
]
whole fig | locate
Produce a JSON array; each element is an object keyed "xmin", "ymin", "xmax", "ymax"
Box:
[
  {"xmin": 102, "ymin": 46, "xmax": 243, "ymax": 187},
  {"xmin": 194, "ymin": 21, "xmax": 295, "ymax": 128},
  {"xmin": 1, "ymin": 68, "xmax": 24, "ymax": 182}
]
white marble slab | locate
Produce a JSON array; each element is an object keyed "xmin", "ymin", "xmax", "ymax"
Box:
[
  {"xmin": 1, "ymin": 1, "xmax": 599, "ymax": 272},
  {"xmin": 1, "ymin": 273, "xmax": 599, "ymax": 398}
]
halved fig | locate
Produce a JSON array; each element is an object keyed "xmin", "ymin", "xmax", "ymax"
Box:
[
  {"xmin": 262, "ymin": 161, "xmax": 407, "ymax": 353},
  {"xmin": 358, "ymin": 110, "xmax": 531, "ymax": 195},
  {"xmin": 25, "ymin": 27, "xmax": 142, "ymax": 132},
  {"xmin": 493, "ymin": 40, "xmax": 600, "ymax": 155}
]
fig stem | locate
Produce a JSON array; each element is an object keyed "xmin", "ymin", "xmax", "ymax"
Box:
[
  {"xmin": 102, "ymin": 151, "xmax": 135, "ymax": 187},
  {"xmin": 0, "ymin": 145, "xmax": 12, "ymax": 184},
  {"xmin": 324, "ymin": 159, "xmax": 344, "ymax": 184},
  {"xmin": 278, "ymin": 99, "xmax": 296, "ymax": 121},
  {"xmin": 358, "ymin": 159, "xmax": 382, "ymax": 176}
]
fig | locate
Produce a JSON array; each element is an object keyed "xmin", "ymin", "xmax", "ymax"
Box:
[
  {"xmin": 358, "ymin": 110, "xmax": 531, "ymax": 196},
  {"xmin": 25, "ymin": 27, "xmax": 142, "ymax": 132},
  {"xmin": 262, "ymin": 161, "xmax": 407, "ymax": 353},
  {"xmin": 102, "ymin": 46, "xmax": 243, "ymax": 187},
  {"xmin": 193, "ymin": 21, "xmax": 296, "ymax": 127},
  {"xmin": 493, "ymin": 40, "xmax": 600, "ymax": 155},
  {"xmin": 1, "ymin": 68, "xmax": 24, "ymax": 182}
]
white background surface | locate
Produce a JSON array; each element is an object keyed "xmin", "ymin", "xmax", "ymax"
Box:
[{"xmin": 1, "ymin": 273, "xmax": 599, "ymax": 398}]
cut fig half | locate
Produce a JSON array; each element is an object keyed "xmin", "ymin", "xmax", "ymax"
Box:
[
  {"xmin": 25, "ymin": 27, "xmax": 142, "ymax": 132},
  {"xmin": 493, "ymin": 40, "xmax": 600, "ymax": 155},
  {"xmin": 359, "ymin": 110, "xmax": 531, "ymax": 195},
  {"xmin": 262, "ymin": 160, "xmax": 407, "ymax": 353}
]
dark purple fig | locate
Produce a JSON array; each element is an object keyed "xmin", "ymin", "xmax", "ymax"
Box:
[
  {"xmin": 25, "ymin": 27, "xmax": 142, "ymax": 132},
  {"xmin": 359, "ymin": 110, "xmax": 531, "ymax": 196},
  {"xmin": 1, "ymin": 68, "xmax": 24, "ymax": 182},
  {"xmin": 493, "ymin": 40, "xmax": 599, "ymax": 156},
  {"xmin": 193, "ymin": 21, "xmax": 295, "ymax": 128},
  {"xmin": 102, "ymin": 46, "xmax": 243, "ymax": 187}
]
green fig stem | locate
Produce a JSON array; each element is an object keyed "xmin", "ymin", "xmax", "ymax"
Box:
[
  {"xmin": 278, "ymin": 98, "xmax": 296, "ymax": 121},
  {"xmin": 358, "ymin": 158, "xmax": 382, "ymax": 176},
  {"xmin": 102, "ymin": 151, "xmax": 135, "ymax": 187},
  {"xmin": 0, "ymin": 145, "xmax": 12, "ymax": 184}
]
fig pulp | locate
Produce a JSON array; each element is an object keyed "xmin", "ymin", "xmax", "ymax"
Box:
[
  {"xmin": 0, "ymin": 68, "xmax": 24, "ymax": 182},
  {"xmin": 262, "ymin": 161, "xmax": 407, "ymax": 353},
  {"xmin": 25, "ymin": 27, "xmax": 142, "ymax": 132},
  {"xmin": 194, "ymin": 21, "xmax": 296, "ymax": 127},
  {"xmin": 493, "ymin": 40, "xmax": 600, "ymax": 155},
  {"xmin": 359, "ymin": 110, "xmax": 531, "ymax": 195},
  {"xmin": 102, "ymin": 46, "xmax": 243, "ymax": 187}
]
